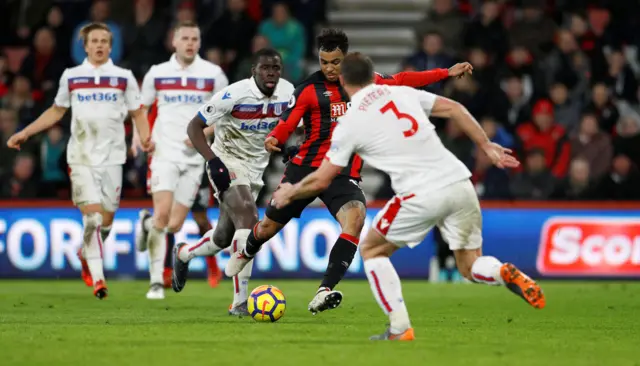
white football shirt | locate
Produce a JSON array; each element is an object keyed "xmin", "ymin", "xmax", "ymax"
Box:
[
  {"xmin": 196, "ymin": 77, "xmax": 294, "ymax": 173},
  {"xmin": 54, "ymin": 58, "xmax": 140, "ymax": 166},
  {"xmin": 141, "ymin": 54, "xmax": 228, "ymax": 165},
  {"xmin": 326, "ymin": 84, "xmax": 471, "ymax": 196}
]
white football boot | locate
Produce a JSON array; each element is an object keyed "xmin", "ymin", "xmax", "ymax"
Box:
[
  {"xmin": 225, "ymin": 250, "xmax": 252, "ymax": 277},
  {"xmin": 146, "ymin": 283, "xmax": 165, "ymax": 300},
  {"xmin": 136, "ymin": 209, "xmax": 151, "ymax": 252},
  {"xmin": 308, "ymin": 287, "xmax": 343, "ymax": 315}
]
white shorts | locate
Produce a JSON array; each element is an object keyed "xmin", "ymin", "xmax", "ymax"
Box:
[
  {"xmin": 69, "ymin": 164, "xmax": 122, "ymax": 212},
  {"xmin": 209, "ymin": 155, "xmax": 264, "ymax": 200},
  {"xmin": 372, "ymin": 179, "xmax": 482, "ymax": 250},
  {"xmin": 149, "ymin": 159, "xmax": 204, "ymax": 207}
]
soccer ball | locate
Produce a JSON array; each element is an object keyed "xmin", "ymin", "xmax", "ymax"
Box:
[{"xmin": 247, "ymin": 285, "xmax": 286, "ymax": 322}]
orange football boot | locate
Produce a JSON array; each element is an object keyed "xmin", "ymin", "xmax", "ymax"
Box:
[
  {"xmin": 206, "ymin": 256, "xmax": 222, "ymax": 288},
  {"xmin": 93, "ymin": 280, "xmax": 108, "ymax": 299},
  {"xmin": 76, "ymin": 248, "xmax": 93, "ymax": 287},
  {"xmin": 500, "ymin": 263, "xmax": 546, "ymax": 309},
  {"xmin": 370, "ymin": 327, "xmax": 415, "ymax": 341},
  {"xmin": 163, "ymin": 268, "xmax": 173, "ymax": 289}
]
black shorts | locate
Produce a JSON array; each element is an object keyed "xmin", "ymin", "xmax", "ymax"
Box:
[
  {"xmin": 265, "ymin": 164, "xmax": 366, "ymax": 225},
  {"xmin": 191, "ymin": 171, "xmax": 211, "ymax": 213}
]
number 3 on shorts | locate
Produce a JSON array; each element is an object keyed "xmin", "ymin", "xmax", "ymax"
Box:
[{"xmin": 380, "ymin": 101, "xmax": 419, "ymax": 138}]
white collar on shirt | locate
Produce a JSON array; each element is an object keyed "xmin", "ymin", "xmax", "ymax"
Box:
[
  {"xmin": 249, "ymin": 77, "xmax": 280, "ymax": 99},
  {"xmin": 348, "ymin": 83, "xmax": 377, "ymax": 107},
  {"xmin": 169, "ymin": 53, "xmax": 202, "ymax": 71},
  {"xmin": 82, "ymin": 58, "xmax": 114, "ymax": 70}
]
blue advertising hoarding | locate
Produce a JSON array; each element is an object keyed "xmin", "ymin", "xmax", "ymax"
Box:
[{"xmin": 1, "ymin": 205, "xmax": 639, "ymax": 279}]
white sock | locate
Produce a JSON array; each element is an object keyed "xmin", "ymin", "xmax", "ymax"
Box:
[
  {"xmin": 232, "ymin": 229, "xmax": 252, "ymax": 306},
  {"xmin": 143, "ymin": 216, "xmax": 153, "ymax": 232},
  {"xmin": 470, "ymin": 256, "xmax": 504, "ymax": 285},
  {"xmin": 147, "ymin": 226, "xmax": 166, "ymax": 285},
  {"xmin": 364, "ymin": 257, "xmax": 411, "ymax": 334},
  {"xmin": 82, "ymin": 214, "xmax": 105, "ymax": 283},
  {"xmin": 100, "ymin": 225, "xmax": 111, "ymax": 243},
  {"xmin": 178, "ymin": 229, "xmax": 223, "ymax": 262}
]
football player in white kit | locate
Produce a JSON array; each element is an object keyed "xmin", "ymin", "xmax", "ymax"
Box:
[
  {"xmin": 133, "ymin": 21, "xmax": 228, "ymax": 300},
  {"xmin": 7, "ymin": 22, "xmax": 152, "ymax": 299},
  {"xmin": 171, "ymin": 48, "xmax": 294, "ymax": 315},
  {"xmin": 273, "ymin": 53, "xmax": 546, "ymax": 340}
]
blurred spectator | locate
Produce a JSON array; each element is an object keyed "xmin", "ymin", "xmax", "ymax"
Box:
[
  {"xmin": 463, "ymin": 0, "xmax": 508, "ymax": 59},
  {"xmin": 543, "ymin": 30, "xmax": 590, "ymax": 102},
  {"xmin": 404, "ymin": 32, "xmax": 453, "ymax": 94},
  {"xmin": 492, "ymin": 74, "xmax": 532, "ymax": 133},
  {"xmin": 175, "ymin": 0, "xmax": 197, "ymax": 23},
  {"xmin": 443, "ymin": 75, "xmax": 488, "ymax": 118},
  {"xmin": 510, "ymin": 148, "xmax": 556, "ymax": 200},
  {"xmin": 482, "ymin": 117, "xmax": 515, "ymax": 149},
  {"xmin": 416, "ymin": 0, "xmax": 465, "ymax": 57},
  {"xmin": 0, "ymin": 153, "xmax": 38, "ymax": 198},
  {"xmin": 549, "ymin": 82, "xmax": 581, "ymax": 133},
  {"xmin": 4, "ymin": 0, "xmax": 53, "ymax": 46},
  {"xmin": 466, "ymin": 47, "xmax": 498, "ymax": 93},
  {"xmin": 233, "ymin": 35, "xmax": 270, "ymax": 82},
  {"xmin": 613, "ymin": 114, "xmax": 640, "ymax": 166},
  {"xmin": 259, "ymin": 2, "xmax": 305, "ymax": 83},
  {"xmin": 205, "ymin": 0, "xmax": 257, "ymax": 78},
  {"xmin": 71, "ymin": 0, "xmax": 123, "ymax": 65},
  {"xmin": 583, "ymin": 82, "xmax": 619, "ymax": 133},
  {"xmin": 1, "ymin": 75, "xmax": 37, "ymax": 127},
  {"xmin": 508, "ymin": 0, "xmax": 557, "ymax": 56},
  {"xmin": 0, "ymin": 54, "xmax": 11, "ymax": 98},
  {"xmin": 38, "ymin": 7, "xmax": 72, "ymax": 63},
  {"xmin": 19, "ymin": 28, "xmax": 67, "ymax": 100},
  {"xmin": 569, "ymin": 113, "xmax": 612, "ymax": 179},
  {"xmin": 551, "ymin": 157, "xmax": 596, "ymax": 200},
  {"xmin": 502, "ymin": 46, "xmax": 546, "ymax": 99},
  {"xmin": 471, "ymin": 148, "xmax": 511, "ymax": 200},
  {"xmin": 594, "ymin": 154, "xmax": 640, "ymax": 200},
  {"xmin": 438, "ymin": 119, "xmax": 473, "ymax": 167},
  {"xmin": 0, "ymin": 108, "xmax": 20, "ymax": 175},
  {"xmin": 602, "ymin": 48, "xmax": 638, "ymax": 104},
  {"xmin": 205, "ymin": 48, "xmax": 224, "ymax": 68},
  {"xmin": 122, "ymin": 0, "xmax": 167, "ymax": 79},
  {"xmin": 516, "ymin": 99, "xmax": 571, "ymax": 178},
  {"xmin": 39, "ymin": 126, "xmax": 68, "ymax": 198}
]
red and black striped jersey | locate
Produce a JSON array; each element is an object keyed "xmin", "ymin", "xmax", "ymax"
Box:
[{"xmin": 268, "ymin": 68, "xmax": 450, "ymax": 179}]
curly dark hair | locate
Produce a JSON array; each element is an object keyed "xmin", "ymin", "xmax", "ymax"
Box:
[{"xmin": 316, "ymin": 28, "xmax": 349, "ymax": 54}]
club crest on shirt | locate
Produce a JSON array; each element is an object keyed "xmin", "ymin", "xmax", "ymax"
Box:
[
  {"xmin": 109, "ymin": 77, "xmax": 118, "ymax": 87},
  {"xmin": 330, "ymin": 102, "xmax": 347, "ymax": 118},
  {"xmin": 274, "ymin": 102, "xmax": 283, "ymax": 116},
  {"xmin": 196, "ymin": 78, "xmax": 205, "ymax": 89}
]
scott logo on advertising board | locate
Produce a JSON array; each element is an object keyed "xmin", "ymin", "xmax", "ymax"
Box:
[{"xmin": 536, "ymin": 217, "xmax": 640, "ymax": 276}]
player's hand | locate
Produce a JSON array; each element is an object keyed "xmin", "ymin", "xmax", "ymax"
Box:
[
  {"xmin": 282, "ymin": 145, "xmax": 299, "ymax": 164},
  {"xmin": 141, "ymin": 137, "xmax": 154, "ymax": 153},
  {"xmin": 448, "ymin": 62, "xmax": 473, "ymax": 78},
  {"xmin": 272, "ymin": 182, "xmax": 295, "ymax": 209},
  {"xmin": 131, "ymin": 132, "xmax": 143, "ymax": 157},
  {"xmin": 206, "ymin": 157, "xmax": 231, "ymax": 201},
  {"xmin": 7, "ymin": 131, "xmax": 29, "ymax": 150},
  {"xmin": 184, "ymin": 138, "xmax": 194, "ymax": 148},
  {"xmin": 480, "ymin": 142, "xmax": 520, "ymax": 169},
  {"xmin": 265, "ymin": 136, "xmax": 281, "ymax": 152}
]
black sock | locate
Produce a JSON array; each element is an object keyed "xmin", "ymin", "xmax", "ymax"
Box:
[
  {"xmin": 320, "ymin": 234, "xmax": 359, "ymax": 290},
  {"xmin": 245, "ymin": 223, "xmax": 269, "ymax": 256},
  {"xmin": 165, "ymin": 232, "xmax": 175, "ymax": 268}
]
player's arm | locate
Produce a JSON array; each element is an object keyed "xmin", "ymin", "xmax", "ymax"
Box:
[
  {"xmin": 126, "ymin": 71, "xmax": 152, "ymax": 152},
  {"xmin": 374, "ymin": 62, "xmax": 472, "ymax": 87},
  {"xmin": 6, "ymin": 70, "xmax": 71, "ymax": 149},
  {"xmin": 273, "ymin": 123, "xmax": 354, "ymax": 208},
  {"xmin": 423, "ymin": 91, "xmax": 519, "ymax": 169},
  {"xmin": 132, "ymin": 68, "xmax": 157, "ymax": 154},
  {"xmin": 265, "ymin": 84, "xmax": 312, "ymax": 152}
]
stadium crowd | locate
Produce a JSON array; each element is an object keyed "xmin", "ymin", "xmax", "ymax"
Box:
[{"xmin": 1, "ymin": 0, "xmax": 639, "ymax": 202}]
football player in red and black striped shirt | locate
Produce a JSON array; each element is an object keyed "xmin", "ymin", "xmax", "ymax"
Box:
[{"xmin": 227, "ymin": 29, "xmax": 472, "ymax": 314}]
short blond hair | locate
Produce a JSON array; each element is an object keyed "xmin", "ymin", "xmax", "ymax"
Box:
[
  {"xmin": 173, "ymin": 20, "xmax": 199, "ymax": 34},
  {"xmin": 79, "ymin": 22, "xmax": 112, "ymax": 46}
]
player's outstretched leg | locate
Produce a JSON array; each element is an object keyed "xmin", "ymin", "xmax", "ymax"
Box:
[
  {"xmin": 455, "ymin": 250, "xmax": 546, "ymax": 309},
  {"xmin": 309, "ymin": 200, "xmax": 366, "ymax": 314},
  {"xmin": 361, "ymin": 229, "xmax": 414, "ymax": 341},
  {"xmin": 136, "ymin": 209, "xmax": 152, "ymax": 252},
  {"xmin": 79, "ymin": 210, "xmax": 108, "ymax": 299},
  {"xmin": 192, "ymin": 210, "xmax": 222, "ymax": 287}
]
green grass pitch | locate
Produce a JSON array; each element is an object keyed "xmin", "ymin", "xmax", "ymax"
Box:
[{"xmin": 1, "ymin": 279, "xmax": 639, "ymax": 366}]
